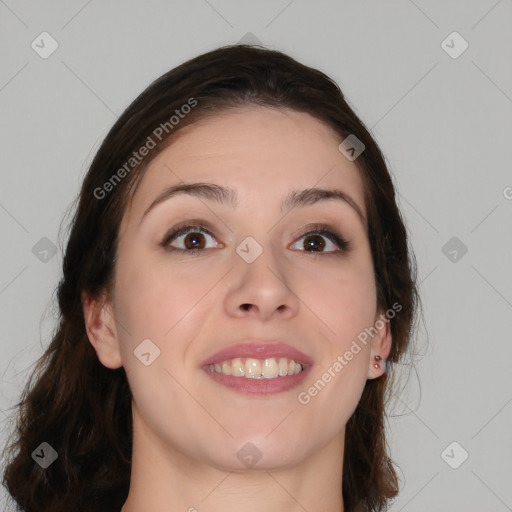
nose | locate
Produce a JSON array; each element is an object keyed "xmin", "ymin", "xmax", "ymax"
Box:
[{"xmin": 224, "ymin": 241, "xmax": 300, "ymax": 322}]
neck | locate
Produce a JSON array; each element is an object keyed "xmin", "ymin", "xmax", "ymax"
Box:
[{"xmin": 121, "ymin": 408, "xmax": 345, "ymax": 512}]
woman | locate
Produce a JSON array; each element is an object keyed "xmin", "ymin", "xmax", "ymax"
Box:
[{"xmin": 2, "ymin": 44, "xmax": 420, "ymax": 512}]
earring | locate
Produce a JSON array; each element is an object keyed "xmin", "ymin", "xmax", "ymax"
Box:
[{"xmin": 373, "ymin": 355, "xmax": 386, "ymax": 371}]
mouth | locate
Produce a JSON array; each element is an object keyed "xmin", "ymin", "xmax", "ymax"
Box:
[
  {"xmin": 206, "ymin": 356, "xmax": 308, "ymax": 378},
  {"xmin": 200, "ymin": 342, "xmax": 313, "ymax": 396}
]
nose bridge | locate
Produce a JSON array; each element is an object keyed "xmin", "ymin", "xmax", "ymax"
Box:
[
  {"xmin": 236, "ymin": 232, "xmax": 283, "ymax": 287},
  {"xmin": 227, "ymin": 230, "xmax": 299, "ymax": 318}
]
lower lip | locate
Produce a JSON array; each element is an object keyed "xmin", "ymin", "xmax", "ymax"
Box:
[{"xmin": 203, "ymin": 366, "xmax": 312, "ymax": 396}]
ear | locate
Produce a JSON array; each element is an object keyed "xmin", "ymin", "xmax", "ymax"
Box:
[
  {"xmin": 82, "ymin": 290, "xmax": 123, "ymax": 369},
  {"xmin": 367, "ymin": 308, "xmax": 392, "ymax": 380}
]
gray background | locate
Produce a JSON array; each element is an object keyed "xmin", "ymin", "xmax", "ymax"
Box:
[{"xmin": 1, "ymin": 1, "xmax": 511, "ymax": 510}]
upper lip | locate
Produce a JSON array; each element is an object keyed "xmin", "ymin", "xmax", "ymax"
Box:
[{"xmin": 200, "ymin": 341, "xmax": 314, "ymax": 367}]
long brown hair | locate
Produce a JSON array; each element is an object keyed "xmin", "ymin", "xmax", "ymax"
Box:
[{"xmin": 1, "ymin": 44, "xmax": 421, "ymax": 512}]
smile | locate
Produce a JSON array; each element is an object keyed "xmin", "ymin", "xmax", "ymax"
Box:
[
  {"xmin": 203, "ymin": 357, "xmax": 312, "ymax": 396},
  {"xmin": 207, "ymin": 356, "xmax": 305, "ymax": 379}
]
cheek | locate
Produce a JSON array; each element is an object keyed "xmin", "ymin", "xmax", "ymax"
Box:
[
  {"xmin": 113, "ymin": 260, "xmax": 200, "ymax": 410},
  {"xmin": 114, "ymin": 248, "xmax": 193, "ymax": 326},
  {"xmin": 113, "ymin": 252, "xmax": 217, "ymax": 363},
  {"xmin": 294, "ymin": 261, "xmax": 376, "ymax": 430},
  {"xmin": 295, "ymin": 253, "xmax": 377, "ymax": 348}
]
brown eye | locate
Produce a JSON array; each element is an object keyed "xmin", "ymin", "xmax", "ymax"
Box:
[
  {"xmin": 162, "ymin": 225, "xmax": 220, "ymax": 253},
  {"xmin": 289, "ymin": 224, "xmax": 350, "ymax": 256},
  {"xmin": 303, "ymin": 234, "xmax": 326, "ymax": 252},
  {"xmin": 183, "ymin": 232, "xmax": 206, "ymax": 250}
]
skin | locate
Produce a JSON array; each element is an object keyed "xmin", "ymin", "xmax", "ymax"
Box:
[{"xmin": 83, "ymin": 107, "xmax": 392, "ymax": 512}]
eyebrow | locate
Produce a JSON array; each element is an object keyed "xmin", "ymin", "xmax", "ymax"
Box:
[{"xmin": 139, "ymin": 182, "xmax": 366, "ymax": 227}]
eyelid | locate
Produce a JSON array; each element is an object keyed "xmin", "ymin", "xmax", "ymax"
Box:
[
  {"xmin": 161, "ymin": 221, "xmax": 350, "ymax": 254},
  {"xmin": 161, "ymin": 223, "xmax": 222, "ymax": 250},
  {"xmin": 290, "ymin": 222, "xmax": 350, "ymax": 253}
]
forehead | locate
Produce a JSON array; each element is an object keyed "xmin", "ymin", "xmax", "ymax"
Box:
[{"xmin": 122, "ymin": 107, "xmax": 367, "ymax": 228}]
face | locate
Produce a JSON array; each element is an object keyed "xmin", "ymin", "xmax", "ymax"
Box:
[{"xmin": 89, "ymin": 107, "xmax": 389, "ymax": 472}]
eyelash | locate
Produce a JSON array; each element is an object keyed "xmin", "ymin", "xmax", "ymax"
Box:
[{"xmin": 160, "ymin": 222, "xmax": 351, "ymax": 257}]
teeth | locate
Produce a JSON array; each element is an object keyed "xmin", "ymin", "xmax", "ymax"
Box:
[
  {"xmin": 210, "ymin": 357, "xmax": 304, "ymax": 379},
  {"xmin": 278, "ymin": 357, "xmax": 289, "ymax": 376},
  {"xmin": 262, "ymin": 358, "xmax": 279, "ymax": 378},
  {"xmin": 221, "ymin": 361, "xmax": 232, "ymax": 376},
  {"xmin": 245, "ymin": 358, "xmax": 261, "ymax": 379},
  {"xmin": 231, "ymin": 357, "xmax": 245, "ymax": 377}
]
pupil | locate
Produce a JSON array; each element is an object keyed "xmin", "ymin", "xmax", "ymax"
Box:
[
  {"xmin": 306, "ymin": 235, "xmax": 324, "ymax": 251},
  {"xmin": 185, "ymin": 233, "xmax": 204, "ymax": 249}
]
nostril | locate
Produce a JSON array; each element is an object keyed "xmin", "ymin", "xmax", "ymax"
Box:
[{"xmin": 241, "ymin": 304, "xmax": 252, "ymax": 311}]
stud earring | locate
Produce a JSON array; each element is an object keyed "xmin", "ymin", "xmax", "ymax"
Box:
[{"xmin": 373, "ymin": 355, "xmax": 386, "ymax": 371}]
